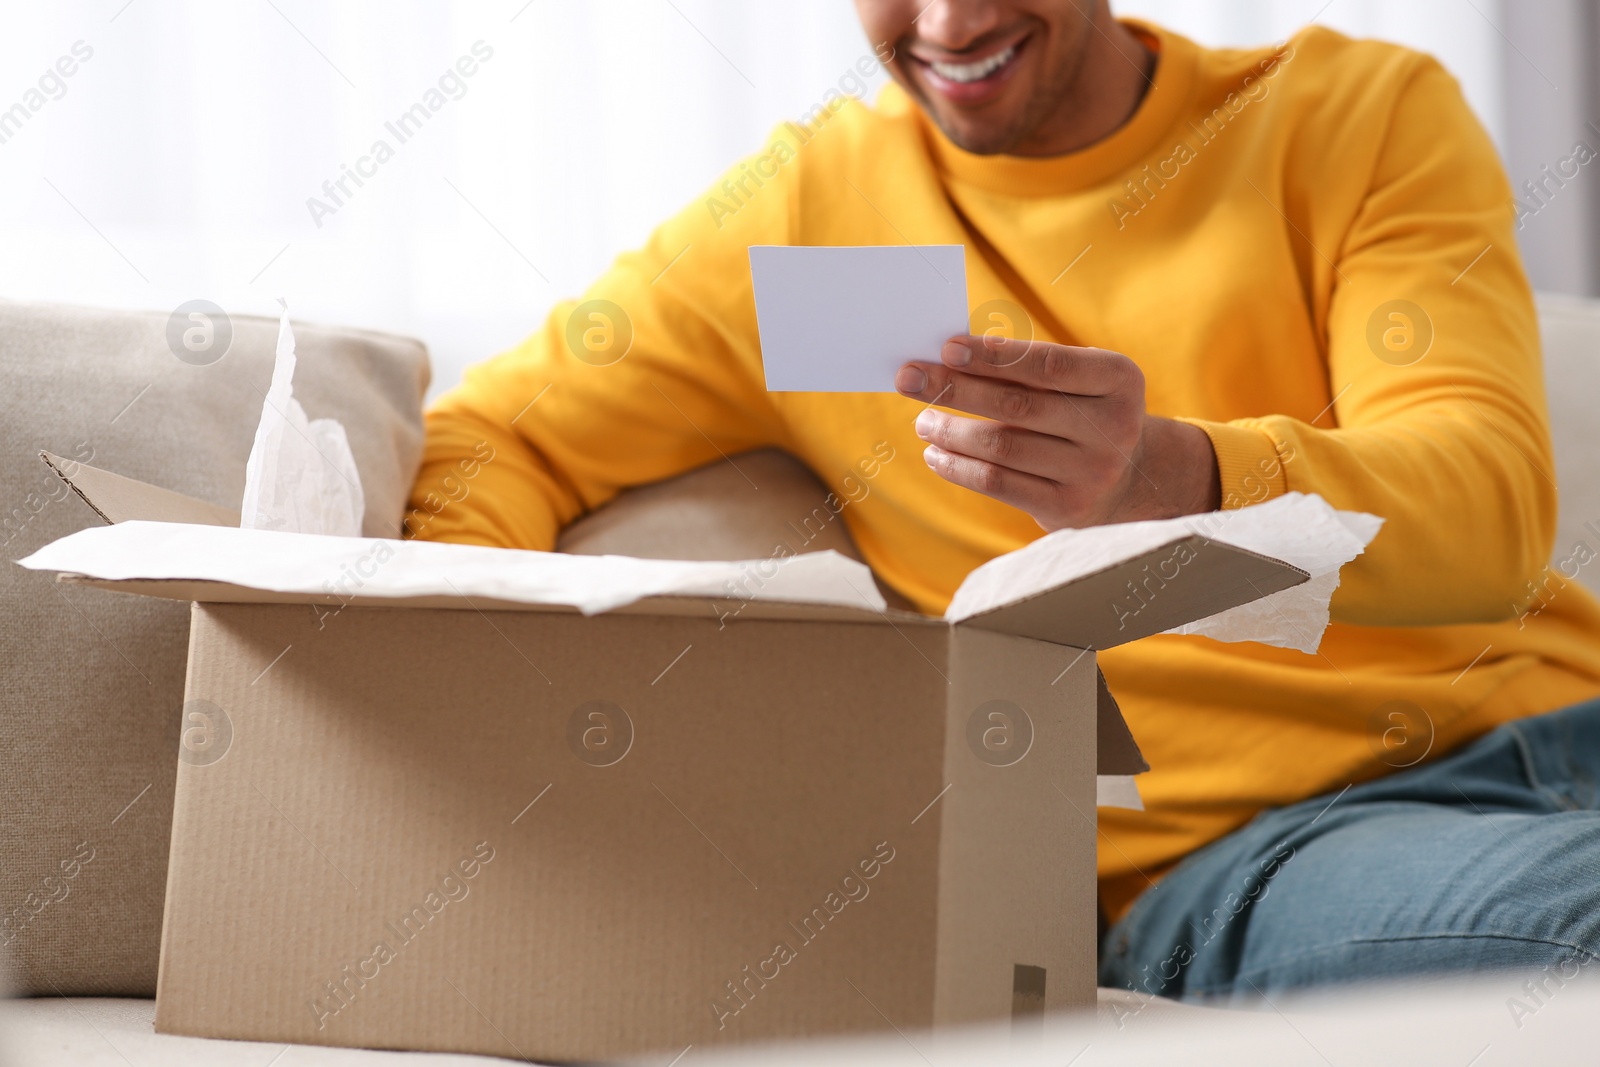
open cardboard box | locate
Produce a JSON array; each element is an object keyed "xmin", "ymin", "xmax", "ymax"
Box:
[{"xmin": 22, "ymin": 450, "xmax": 1311, "ymax": 1062}]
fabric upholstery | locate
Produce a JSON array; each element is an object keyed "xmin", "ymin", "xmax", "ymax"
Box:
[
  {"xmin": 7, "ymin": 983, "xmax": 1599, "ymax": 1066},
  {"xmin": 556, "ymin": 448, "xmax": 865, "ymax": 562},
  {"xmin": 1538, "ymin": 293, "xmax": 1600, "ymax": 592},
  {"xmin": 0, "ymin": 300, "xmax": 428, "ymax": 995}
]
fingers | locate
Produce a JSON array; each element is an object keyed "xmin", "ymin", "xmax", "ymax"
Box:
[
  {"xmin": 941, "ymin": 335, "xmax": 1141, "ymax": 400},
  {"xmin": 914, "ymin": 407, "xmax": 1082, "ymax": 480},
  {"xmin": 895, "ymin": 359, "xmax": 1117, "ymax": 441},
  {"xmin": 921, "ymin": 444, "xmax": 1064, "ymax": 517}
]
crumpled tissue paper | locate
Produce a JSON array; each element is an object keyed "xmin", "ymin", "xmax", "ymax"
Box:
[
  {"xmin": 15, "ymin": 522, "xmax": 889, "ymax": 617},
  {"xmin": 1159, "ymin": 493, "xmax": 1383, "ymax": 652},
  {"xmin": 238, "ymin": 299, "xmax": 365, "ymax": 536}
]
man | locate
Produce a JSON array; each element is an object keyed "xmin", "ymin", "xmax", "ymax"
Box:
[{"xmin": 410, "ymin": 0, "xmax": 1600, "ymax": 1001}]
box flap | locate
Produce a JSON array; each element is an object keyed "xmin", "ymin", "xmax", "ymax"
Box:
[
  {"xmin": 953, "ymin": 534, "xmax": 1307, "ymax": 649},
  {"xmin": 40, "ymin": 450, "xmax": 239, "ymax": 528},
  {"xmin": 945, "ymin": 494, "xmax": 1383, "ymax": 655},
  {"xmin": 1097, "ymin": 668, "xmax": 1148, "ymax": 775}
]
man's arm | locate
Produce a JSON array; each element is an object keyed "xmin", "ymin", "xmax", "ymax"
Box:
[
  {"xmin": 408, "ymin": 133, "xmax": 799, "ymax": 549},
  {"xmin": 898, "ymin": 57, "xmax": 1553, "ymax": 629}
]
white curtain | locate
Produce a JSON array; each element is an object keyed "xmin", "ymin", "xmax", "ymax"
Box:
[{"xmin": 0, "ymin": 1, "xmax": 1542, "ymax": 398}]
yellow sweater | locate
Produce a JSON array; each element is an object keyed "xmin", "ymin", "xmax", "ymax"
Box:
[{"xmin": 411, "ymin": 23, "xmax": 1600, "ymax": 918}]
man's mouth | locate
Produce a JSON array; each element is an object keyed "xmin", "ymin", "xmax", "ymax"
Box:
[
  {"xmin": 928, "ymin": 43, "xmax": 1018, "ymax": 84},
  {"xmin": 909, "ymin": 34, "xmax": 1029, "ymax": 105}
]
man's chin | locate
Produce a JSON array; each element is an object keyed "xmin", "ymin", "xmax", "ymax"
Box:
[{"xmin": 928, "ymin": 112, "xmax": 1028, "ymax": 157}]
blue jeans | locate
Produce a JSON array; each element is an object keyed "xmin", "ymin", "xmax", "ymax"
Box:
[{"xmin": 1099, "ymin": 696, "xmax": 1600, "ymax": 1003}]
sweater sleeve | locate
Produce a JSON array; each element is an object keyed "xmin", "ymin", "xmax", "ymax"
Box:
[
  {"xmin": 1183, "ymin": 57, "xmax": 1555, "ymax": 628},
  {"xmin": 407, "ymin": 130, "xmax": 800, "ymax": 549}
]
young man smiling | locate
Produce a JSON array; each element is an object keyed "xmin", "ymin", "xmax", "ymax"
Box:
[{"xmin": 412, "ymin": 1, "xmax": 1600, "ymax": 1001}]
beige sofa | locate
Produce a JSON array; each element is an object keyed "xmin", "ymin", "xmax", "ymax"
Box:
[{"xmin": 3, "ymin": 295, "xmax": 1598, "ymax": 1064}]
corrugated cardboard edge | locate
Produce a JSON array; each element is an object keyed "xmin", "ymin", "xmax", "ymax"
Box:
[
  {"xmin": 40, "ymin": 450, "xmax": 239, "ymax": 527},
  {"xmin": 153, "ymin": 601, "xmax": 205, "ymax": 1033}
]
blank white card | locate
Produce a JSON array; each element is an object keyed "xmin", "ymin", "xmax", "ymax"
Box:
[{"xmin": 749, "ymin": 245, "xmax": 969, "ymax": 392}]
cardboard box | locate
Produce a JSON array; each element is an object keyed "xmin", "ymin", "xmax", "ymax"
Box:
[{"xmin": 26, "ymin": 453, "xmax": 1307, "ymax": 1062}]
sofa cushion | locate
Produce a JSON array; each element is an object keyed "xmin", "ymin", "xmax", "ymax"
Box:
[
  {"xmin": 0, "ymin": 300, "xmax": 428, "ymax": 995},
  {"xmin": 555, "ymin": 448, "xmax": 918, "ymax": 611},
  {"xmin": 556, "ymin": 449, "xmax": 865, "ymax": 562},
  {"xmin": 1537, "ymin": 293, "xmax": 1600, "ymax": 594}
]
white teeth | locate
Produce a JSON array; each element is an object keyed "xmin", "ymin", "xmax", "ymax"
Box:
[{"xmin": 930, "ymin": 45, "xmax": 1015, "ymax": 84}]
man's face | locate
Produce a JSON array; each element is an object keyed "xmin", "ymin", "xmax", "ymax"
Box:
[{"xmin": 855, "ymin": 0, "xmax": 1100, "ymax": 156}]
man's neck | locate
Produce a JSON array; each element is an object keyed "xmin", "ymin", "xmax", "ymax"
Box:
[{"xmin": 1012, "ymin": 14, "xmax": 1156, "ymax": 158}]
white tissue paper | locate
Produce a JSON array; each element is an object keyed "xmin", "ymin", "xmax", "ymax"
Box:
[
  {"xmin": 16, "ymin": 522, "xmax": 889, "ymax": 617},
  {"xmin": 1159, "ymin": 493, "xmax": 1382, "ymax": 652},
  {"xmin": 1096, "ymin": 775, "xmax": 1144, "ymax": 810},
  {"xmin": 238, "ymin": 300, "xmax": 365, "ymax": 536}
]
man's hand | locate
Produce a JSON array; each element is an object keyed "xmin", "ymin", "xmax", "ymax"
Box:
[{"xmin": 895, "ymin": 335, "xmax": 1221, "ymax": 531}]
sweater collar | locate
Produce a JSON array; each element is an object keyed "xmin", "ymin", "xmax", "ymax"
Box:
[{"xmin": 892, "ymin": 20, "xmax": 1200, "ymax": 196}]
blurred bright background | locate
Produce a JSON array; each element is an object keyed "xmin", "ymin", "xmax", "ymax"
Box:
[{"xmin": 1, "ymin": 0, "xmax": 1594, "ymax": 398}]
